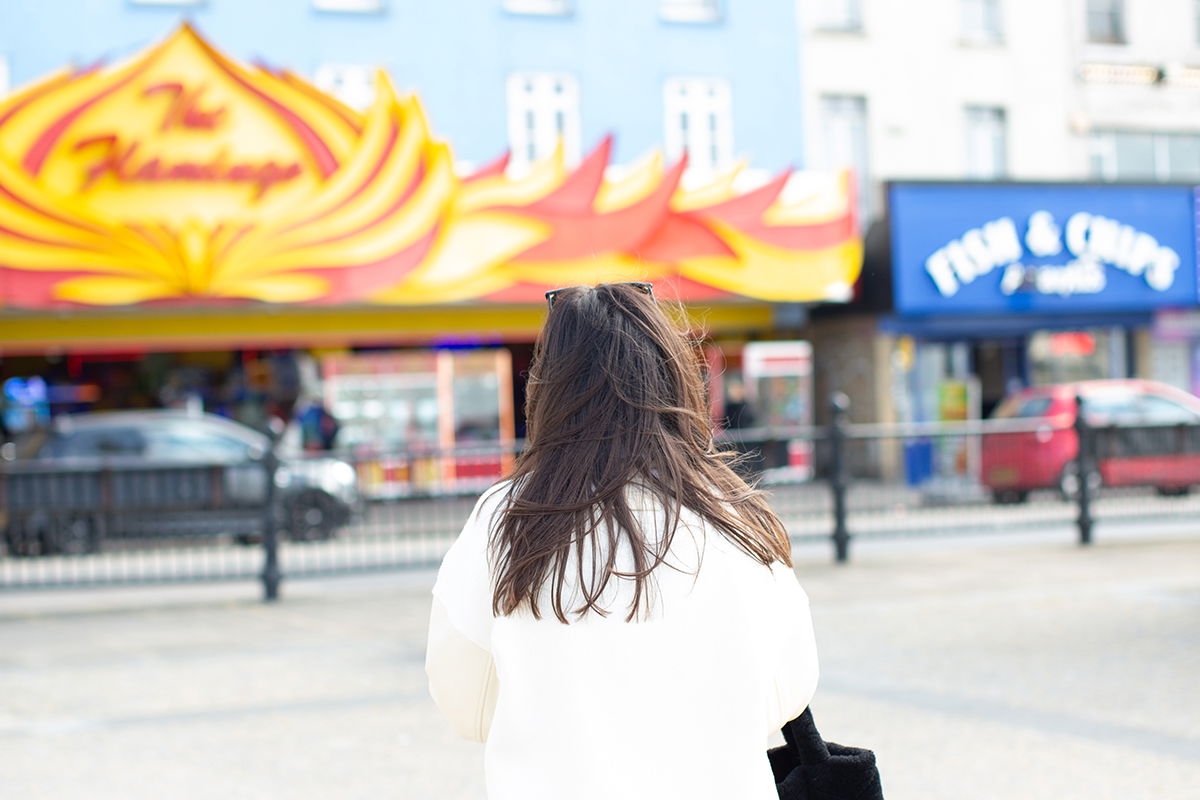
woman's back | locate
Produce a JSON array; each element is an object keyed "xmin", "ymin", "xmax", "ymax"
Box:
[
  {"xmin": 426, "ymin": 283, "xmax": 819, "ymax": 799},
  {"xmin": 432, "ymin": 482, "xmax": 818, "ymax": 800}
]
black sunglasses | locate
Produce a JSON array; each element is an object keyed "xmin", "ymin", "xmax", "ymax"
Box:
[{"xmin": 544, "ymin": 282, "xmax": 654, "ymax": 309}]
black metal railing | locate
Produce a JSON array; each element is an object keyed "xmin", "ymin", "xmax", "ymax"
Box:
[{"xmin": 3, "ymin": 394, "xmax": 1198, "ymax": 597}]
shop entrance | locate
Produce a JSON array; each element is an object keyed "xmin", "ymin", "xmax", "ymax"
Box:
[
  {"xmin": 972, "ymin": 341, "xmax": 1024, "ymax": 418},
  {"xmin": 911, "ymin": 327, "xmax": 1135, "ymax": 422}
]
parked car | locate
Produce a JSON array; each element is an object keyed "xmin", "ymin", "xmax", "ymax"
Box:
[
  {"xmin": 2, "ymin": 410, "xmax": 362, "ymax": 555},
  {"xmin": 982, "ymin": 379, "xmax": 1200, "ymax": 503}
]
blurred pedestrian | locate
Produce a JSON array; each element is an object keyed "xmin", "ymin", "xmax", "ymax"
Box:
[
  {"xmin": 295, "ymin": 395, "xmax": 340, "ymax": 451},
  {"xmin": 723, "ymin": 376, "xmax": 757, "ymax": 429},
  {"xmin": 723, "ymin": 376, "xmax": 766, "ymax": 477},
  {"xmin": 426, "ymin": 282, "xmax": 818, "ymax": 800}
]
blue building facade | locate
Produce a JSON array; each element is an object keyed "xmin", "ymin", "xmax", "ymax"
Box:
[{"xmin": 0, "ymin": 0, "xmax": 806, "ymax": 172}]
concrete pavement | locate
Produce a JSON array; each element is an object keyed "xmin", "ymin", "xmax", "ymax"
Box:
[{"xmin": 1, "ymin": 526, "xmax": 1198, "ymax": 799}]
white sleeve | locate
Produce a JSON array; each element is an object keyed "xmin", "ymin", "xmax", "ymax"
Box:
[
  {"xmin": 425, "ymin": 597, "xmax": 498, "ymax": 742},
  {"xmin": 430, "ymin": 485, "xmax": 505, "ymax": 650},
  {"xmin": 769, "ymin": 564, "xmax": 820, "ymax": 733},
  {"xmin": 425, "ymin": 484, "xmax": 507, "ymax": 741}
]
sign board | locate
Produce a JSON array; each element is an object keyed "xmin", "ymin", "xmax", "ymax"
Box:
[
  {"xmin": 0, "ymin": 25, "xmax": 861, "ymax": 310},
  {"xmin": 889, "ymin": 182, "xmax": 1198, "ymax": 316}
]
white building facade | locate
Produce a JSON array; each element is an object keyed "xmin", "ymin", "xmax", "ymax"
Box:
[
  {"xmin": 801, "ymin": 0, "xmax": 1200, "ymax": 211},
  {"xmin": 797, "ymin": 0, "xmax": 1200, "ymax": 476}
]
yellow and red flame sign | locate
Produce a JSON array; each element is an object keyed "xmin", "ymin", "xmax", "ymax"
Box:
[{"xmin": 0, "ymin": 25, "xmax": 860, "ymax": 310}]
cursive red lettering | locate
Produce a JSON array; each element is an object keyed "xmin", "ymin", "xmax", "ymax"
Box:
[
  {"xmin": 73, "ymin": 133, "xmax": 302, "ymax": 200},
  {"xmin": 74, "ymin": 134, "xmax": 125, "ymax": 190},
  {"xmin": 144, "ymin": 82, "xmax": 226, "ymax": 131},
  {"xmin": 133, "ymin": 157, "xmax": 163, "ymax": 181}
]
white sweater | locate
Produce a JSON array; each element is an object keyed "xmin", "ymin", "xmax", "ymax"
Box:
[{"xmin": 426, "ymin": 483, "xmax": 819, "ymax": 800}]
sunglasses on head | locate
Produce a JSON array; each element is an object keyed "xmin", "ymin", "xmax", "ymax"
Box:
[{"xmin": 544, "ymin": 282, "xmax": 654, "ymax": 310}]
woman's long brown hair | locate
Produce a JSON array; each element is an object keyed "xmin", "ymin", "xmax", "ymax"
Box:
[{"xmin": 491, "ymin": 283, "xmax": 793, "ymax": 623}]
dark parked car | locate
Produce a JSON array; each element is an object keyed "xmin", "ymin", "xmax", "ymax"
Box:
[{"xmin": 2, "ymin": 411, "xmax": 362, "ymax": 556}]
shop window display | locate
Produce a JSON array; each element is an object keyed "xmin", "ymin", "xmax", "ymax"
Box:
[
  {"xmin": 741, "ymin": 342, "xmax": 815, "ymax": 481},
  {"xmin": 1028, "ymin": 329, "xmax": 1125, "ymax": 385},
  {"xmin": 322, "ymin": 349, "xmax": 514, "ymax": 498}
]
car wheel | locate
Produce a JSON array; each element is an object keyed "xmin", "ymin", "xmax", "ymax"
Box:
[
  {"xmin": 992, "ymin": 490, "xmax": 1029, "ymax": 505},
  {"xmin": 1058, "ymin": 462, "xmax": 1102, "ymax": 502},
  {"xmin": 286, "ymin": 490, "xmax": 340, "ymax": 542},
  {"xmin": 42, "ymin": 514, "xmax": 100, "ymax": 556}
]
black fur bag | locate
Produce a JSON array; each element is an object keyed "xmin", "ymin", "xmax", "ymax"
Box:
[{"xmin": 768, "ymin": 708, "xmax": 884, "ymax": 800}]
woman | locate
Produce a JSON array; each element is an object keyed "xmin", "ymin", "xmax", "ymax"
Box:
[{"xmin": 426, "ymin": 282, "xmax": 818, "ymax": 799}]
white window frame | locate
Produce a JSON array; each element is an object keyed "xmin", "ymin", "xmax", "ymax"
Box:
[
  {"xmin": 960, "ymin": 0, "xmax": 1003, "ymax": 44},
  {"xmin": 1088, "ymin": 131, "xmax": 1119, "ymax": 181},
  {"xmin": 814, "ymin": 0, "xmax": 864, "ymax": 32},
  {"xmin": 659, "ymin": 0, "xmax": 720, "ymax": 23},
  {"xmin": 818, "ymin": 93, "xmax": 870, "ymax": 218},
  {"xmin": 1086, "ymin": 0, "xmax": 1125, "ymax": 44},
  {"xmin": 314, "ymin": 64, "xmax": 377, "ymax": 110},
  {"xmin": 311, "ymin": 0, "xmax": 384, "ymax": 12},
  {"xmin": 663, "ymin": 77, "xmax": 734, "ymax": 177},
  {"xmin": 506, "ymin": 72, "xmax": 581, "ymax": 173},
  {"xmin": 964, "ymin": 105, "xmax": 1008, "ymax": 178},
  {"xmin": 1089, "ymin": 129, "xmax": 1200, "ymax": 182},
  {"xmin": 503, "ymin": 0, "xmax": 571, "ymax": 14},
  {"xmin": 0, "ymin": 56, "xmax": 8, "ymax": 98}
]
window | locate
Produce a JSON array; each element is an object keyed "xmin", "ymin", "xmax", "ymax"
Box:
[
  {"xmin": 314, "ymin": 64, "xmax": 376, "ymax": 110},
  {"xmin": 818, "ymin": 94, "xmax": 870, "ymax": 217},
  {"xmin": 1089, "ymin": 130, "xmax": 1200, "ymax": 182},
  {"xmin": 42, "ymin": 429, "xmax": 146, "ymax": 458},
  {"xmin": 964, "ymin": 106, "xmax": 1007, "ymax": 178},
  {"xmin": 503, "ymin": 0, "xmax": 571, "ymax": 14},
  {"xmin": 1140, "ymin": 395, "xmax": 1200, "ymax": 425},
  {"xmin": 144, "ymin": 424, "xmax": 255, "ymax": 462},
  {"xmin": 994, "ymin": 395, "xmax": 1053, "ymax": 419},
  {"xmin": 961, "ymin": 0, "xmax": 1003, "ymax": 43},
  {"xmin": 663, "ymin": 78, "xmax": 734, "ymax": 176},
  {"xmin": 312, "ymin": 0, "xmax": 383, "ymax": 11},
  {"xmin": 660, "ymin": 0, "xmax": 719, "ymax": 22},
  {"xmin": 506, "ymin": 72, "xmax": 581, "ymax": 172},
  {"xmin": 1081, "ymin": 392, "xmax": 1140, "ymax": 423},
  {"xmin": 815, "ymin": 0, "xmax": 863, "ymax": 32},
  {"xmin": 1029, "ymin": 329, "xmax": 1125, "ymax": 385},
  {"xmin": 1086, "ymin": 0, "xmax": 1125, "ymax": 44}
]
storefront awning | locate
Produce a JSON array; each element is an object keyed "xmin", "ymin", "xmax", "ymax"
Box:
[
  {"xmin": 880, "ymin": 311, "xmax": 1154, "ymax": 340},
  {"xmin": 0, "ymin": 302, "xmax": 777, "ymax": 355},
  {"xmin": 0, "ymin": 24, "xmax": 860, "ymax": 326}
]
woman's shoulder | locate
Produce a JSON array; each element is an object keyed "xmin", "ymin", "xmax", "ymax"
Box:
[{"xmin": 472, "ymin": 478, "xmax": 518, "ymax": 516}]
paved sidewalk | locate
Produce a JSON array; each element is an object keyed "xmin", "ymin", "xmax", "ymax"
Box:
[{"xmin": 1, "ymin": 527, "xmax": 1198, "ymax": 799}]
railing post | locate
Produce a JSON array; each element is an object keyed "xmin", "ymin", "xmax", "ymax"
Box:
[
  {"xmin": 1074, "ymin": 394, "xmax": 1093, "ymax": 547},
  {"xmin": 261, "ymin": 443, "xmax": 282, "ymax": 602},
  {"xmin": 829, "ymin": 391, "xmax": 851, "ymax": 563}
]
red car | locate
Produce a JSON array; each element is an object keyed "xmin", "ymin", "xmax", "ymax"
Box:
[{"xmin": 982, "ymin": 379, "xmax": 1200, "ymax": 503}]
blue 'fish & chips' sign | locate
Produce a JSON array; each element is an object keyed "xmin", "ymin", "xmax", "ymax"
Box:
[{"xmin": 889, "ymin": 182, "xmax": 1198, "ymax": 316}]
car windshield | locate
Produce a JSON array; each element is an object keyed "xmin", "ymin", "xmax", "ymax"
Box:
[
  {"xmin": 1081, "ymin": 392, "xmax": 1138, "ymax": 423},
  {"xmin": 992, "ymin": 396, "xmax": 1053, "ymax": 419},
  {"xmin": 1140, "ymin": 395, "xmax": 1200, "ymax": 425},
  {"xmin": 40, "ymin": 427, "xmax": 145, "ymax": 458},
  {"xmin": 142, "ymin": 423, "xmax": 256, "ymax": 461}
]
